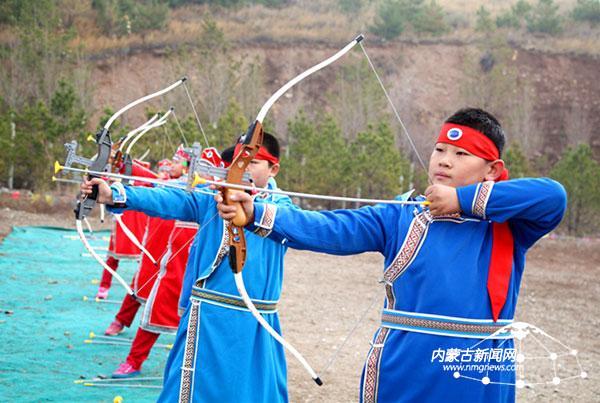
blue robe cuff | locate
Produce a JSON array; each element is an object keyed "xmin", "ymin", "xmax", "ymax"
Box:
[
  {"xmin": 456, "ymin": 181, "xmax": 494, "ymax": 219},
  {"xmin": 247, "ymin": 203, "xmax": 277, "ymax": 238},
  {"xmin": 107, "ymin": 183, "xmax": 128, "ymax": 213}
]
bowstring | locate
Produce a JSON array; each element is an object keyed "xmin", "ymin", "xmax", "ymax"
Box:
[
  {"xmin": 358, "ymin": 42, "xmax": 433, "ymax": 185},
  {"xmin": 182, "ymin": 81, "xmax": 210, "ymax": 148}
]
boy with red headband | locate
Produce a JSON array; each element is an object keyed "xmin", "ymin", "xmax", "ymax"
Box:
[
  {"xmin": 81, "ymin": 133, "xmax": 296, "ymax": 402},
  {"xmin": 216, "ymin": 108, "xmax": 567, "ymax": 402},
  {"xmin": 109, "ymin": 147, "xmax": 220, "ymax": 379}
]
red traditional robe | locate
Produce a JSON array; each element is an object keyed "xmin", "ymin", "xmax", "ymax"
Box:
[
  {"xmin": 132, "ymin": 216, "xmax": 175, "ymax": 301},
  {"xmin": 107, "ymin": 210, "xmax": 147, "ymax": 259},
  {"xmin": 141, "ymin": 220, "xmax": 198, "ymax": 333}
]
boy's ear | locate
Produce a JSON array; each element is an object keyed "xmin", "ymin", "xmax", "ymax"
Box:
[
  {"xmin": 485, "ymin": 159, "xmax": 505, "ymax": 181},
  {"xmin": 269, "ymin": 163, "xmax": 280, "ymax": 177}
]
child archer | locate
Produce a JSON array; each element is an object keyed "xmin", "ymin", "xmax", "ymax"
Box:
[
  {"xmin": 216, "ymin": 108, "xmax": 567, "ymax": 402},
  {"xmin": 81, "ymin": 133, "xmax": 296, "ymax": 402}
]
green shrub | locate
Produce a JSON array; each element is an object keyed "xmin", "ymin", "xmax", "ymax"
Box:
[
  {"xmin": 526, "ymin": 0, "xmax": 562, "ymax": 35},
  {"xmin": 412, "ymin": 0, "xmax": 449, "ymax": 36},
  {"xmin": 338, "ymin": 0, "xmax": 363, "ymax": 15},
  {"xmin": 550, "ymin": 144, "xmax": 600, "ymax": 235},
  {"xmin": 370, "ymin": 0, "xmax": 448, "ymax": 40},
  {"xmin": 571, "ymin": 0, "xmax": 600, "ymax": 26},
  {"xmin": 475, "ymin": 5, "xmax": 494, "ymax": 33},
  {"xmin": 370, "ymin": 0, "xmax": 408, "ymax": 40},
  {"xmin": 92, "ymin": 0, "xmax": 169, "ymax": 36}
]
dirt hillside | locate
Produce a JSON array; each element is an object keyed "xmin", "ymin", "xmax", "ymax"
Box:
[{"xmin": 87, "ymin": 40, "xmax": 600, "ymax": 161}]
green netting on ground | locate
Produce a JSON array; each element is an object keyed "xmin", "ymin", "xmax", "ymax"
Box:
[{"xmin": 0, "ymin": 227, "xmax": 173, "ymax": 402}]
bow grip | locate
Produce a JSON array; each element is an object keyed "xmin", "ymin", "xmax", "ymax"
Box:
[
  {"xmin": 224, "ymin": 189, "xmax": 249, "ymax": 227},
  {"xmin": 74, "ymin": 187, "xmax": 98, "ymax": 220}
]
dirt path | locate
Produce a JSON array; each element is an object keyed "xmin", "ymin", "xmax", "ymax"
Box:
[{"xmin": 1, "ymin": 209, "xmax": 598, "ymax": 401}]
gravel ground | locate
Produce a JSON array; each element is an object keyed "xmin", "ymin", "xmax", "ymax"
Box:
[{"xmin": 1, "ymin": 208, "xmax": 598, "ymax": 402}]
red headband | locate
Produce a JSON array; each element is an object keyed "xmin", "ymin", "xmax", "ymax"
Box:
[
  {"xmin": 437, "ymin": 122, "xmax": 508, "ymax": 182},
  {"xmin": 233, "ymin": 144, "xmax": 280, "ymax": 165},
  {"xmin": 173, "ymin": 144, "xmax": 191, "ymax": 162},
  {"xmin": 437, "ymin": 123, "xmax": 499, "ymax": 161}
]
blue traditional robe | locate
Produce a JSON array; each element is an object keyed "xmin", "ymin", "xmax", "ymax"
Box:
[
  {"xmin": 249, "ymin": 178, "xmax": 567, "ymax": 402},
  {"xmin": 110, "ymin": 180, "xmax": 294, "ymax": 403}
]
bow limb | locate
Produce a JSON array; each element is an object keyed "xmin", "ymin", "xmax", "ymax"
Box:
[
  {"xmin": 255, "ymin": 34, "xmax": 364, "ymax": 124},
  {"xmin": 124, "ymin": 108, "xmax": 173, "ymax": 155},
  {"xmin": 104, "ymin": 79, "xmax": 185, "ymax": 129},
  {"xmin": 116, "ymin": 113, "xmax": 161, "ymax": 155},
  {"xmin": 76, "ymin": 220, "xmax": 135, "ymax": 296},
  {"xmin": 233, "ymin": 273, "xmax": 322, "ymax": 384},
  {"xmin": 136, "ymin": 148, "xmax": 151, "ymax": 162},
  {"xmin": 83, "ymin": 217, "xmax": 94, "ymax": 235},
  {"xmin": 117, "ymin": 108, "xmax": 187, "ymax": 265},
  {"xmin": 226, "ymin": 33, "xmax": 365, "ymax": 261},
  {"xmin": 109, "ymin": 113, "xmax": 161, "ymax": 175}
]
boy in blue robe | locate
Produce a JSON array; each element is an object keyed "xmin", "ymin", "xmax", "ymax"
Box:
[
  {"xmin": 81, "ymin": 134, "xmax": 295, "ymax": 402},
  {"xmin": 216, "ymin": 108, "xmax": 567, "ymax": 402}
]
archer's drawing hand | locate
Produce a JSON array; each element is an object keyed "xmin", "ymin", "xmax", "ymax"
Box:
[
  {"xmin": 425, "ymin": 184, "xmax": 461, "ymax": 216},
  {"xmin": 80, "ymin": 177, "xmax": 113, "ymax": 205},
  {"xmin": 215, "ymin": 190, "xmax": 255, "ymax": 225}
]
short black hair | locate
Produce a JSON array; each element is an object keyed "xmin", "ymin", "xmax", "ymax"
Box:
[
  {"xmin": 262, "ymin": 132, "xmax": 280, "ymax": 163},
  {"xmin": 220, "ymin": 146, "xmax": 235, "ymax": 165},
  {"xmin": 445, "ymin": 108, "xmax": 505, "ymax": 156},
  {"xmin": 222, "ymin": 132, "xmax": 280, "ymax": 166}
]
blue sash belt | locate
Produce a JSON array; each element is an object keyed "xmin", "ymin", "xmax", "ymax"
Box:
[
  {"xmin": 381, "ymin": 309, "xmax": 512, "ymax": 339},
  {"xmin": 191, "ymin": 286, "xmax": 278, "ymax": 314}
]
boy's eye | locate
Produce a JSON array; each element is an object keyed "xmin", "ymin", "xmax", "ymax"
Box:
[
  {"xmin": 435, "ymin": 147, "xmax": 444, "ymax": 152},
  {"xmin": 456, "ymin": 151, "xmax": 468, "ymax": 156}
]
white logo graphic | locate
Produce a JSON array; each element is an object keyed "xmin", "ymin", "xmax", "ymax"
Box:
[{"xmin": 447, "ymin": 128, "xmax": 463, "ymax": 141}]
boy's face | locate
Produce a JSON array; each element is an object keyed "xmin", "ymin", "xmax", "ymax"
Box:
[
  {"xmin": 247, "ymin": 159, "xmax": 279, "ymax": 188},
  {"xmin": 169, "ymin": 161, "xmax": 186, "ymax": 178},
  {"xmin": 428, "ymin": 142, "xmax": 504, "ymax": 188}
]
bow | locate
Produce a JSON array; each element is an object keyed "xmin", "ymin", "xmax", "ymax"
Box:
[
  {"xmin": 222, "ymin": 34, "xmax": 367, "ymax": 387},
  {"xmin": 72, "ymin": 78, "xmax": 188, "ymax": 298},
  {"xmin": 107, "ymin": 77, "xmax": 211, "ymax": 269}
]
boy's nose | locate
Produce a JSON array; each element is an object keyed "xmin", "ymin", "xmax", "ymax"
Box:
[{"xmin": 438, "ymin": 157, "xmax": 451, "ymax": 168}]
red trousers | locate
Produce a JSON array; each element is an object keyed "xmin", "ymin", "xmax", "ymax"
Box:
[
  {"xmin": 115, "ymin": 294, "xmax": 141, "ymax": 327},
  {"xmin": 114, "ymin": 294, "xmax": 160, "ymax": 369},
  {"xmin": 126, "ymin": 327, "xmax": 160, "ymax": 370},
  {"xmin": 100, "ymin": 256, "xmax": 119, "ymax": 289}
]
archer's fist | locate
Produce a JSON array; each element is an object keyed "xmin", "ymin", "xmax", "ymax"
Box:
[
  {"xmin": 80, "ymin": 178, "xmax": 113, "ymax": 205},
  {"xmin": 215, "ymin": 190, "xmax": 255, "ymax": 225},
  {"xmin": 424, "ymin": 184, "xmax": 461, "ymax": 216}
]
